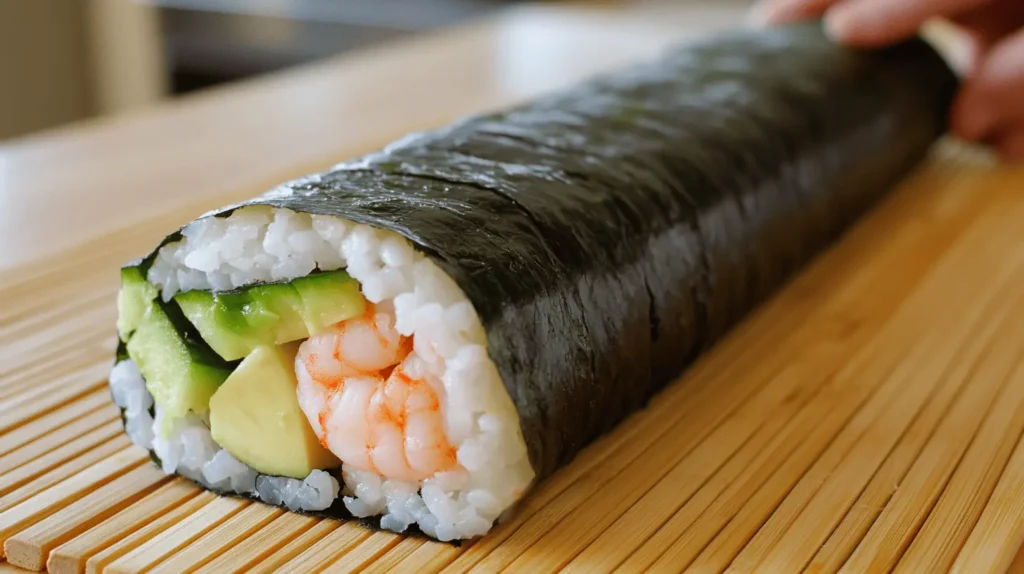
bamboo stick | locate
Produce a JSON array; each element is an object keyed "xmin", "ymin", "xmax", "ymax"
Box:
[
  {"xmin": 389, "ymin": 541, "xmax": 466, "ymax": 574},
  {"xmin": 0, "ymin": 409, "xmax": 117, "ymax": 474},
  {"xmin": 267, "ymin": 524, "xmax": 373, "ymax": 573},
  {"xmin": 0, "ymin": 310, "xmax": 114, "ymax": 382},
  {"xmin": 0, "ymin": 449, "xmax": 145, "ymax": 554},
  {"xmin": 0, "ymin": 338, "xmax": 116, "ymax": 397},
  {"xmin": 0, "ymin": 421, "xmax": 122, "ymax": 497},
  {"xmin": 83, "ymin": 491, "xmax": 214, "ymax": 574},
  {"xmin": 47, "ymin": 479, "xmax": 199, "ymax": 574},
  {"xmin": 147, "ymin": 503, "xmax": 281, "ymax": 573},
  {"xmin": 248, "ymin": 520, "xmax": 340, "ymax": 573},
  {"xmin": 320, "ymin": 531, "xmax": 402, "ymax": 574},
  {"xmin": 192, "ymin": 512, "xmax": 320, "ymax": 574},
  {"xmin": 0, "ymin": 289, "xmax": 113, "ymax": 346},
  {"xmin": 4, "ymin": 464, "xmax": 168, "ymax": 570},
  {"xmin": 0, "ymin": 391, "xmax": 112, "ymax": 456},
  {"xmin": 361, "ymin": 537, "xmax": 426, "ymax": 574},
  {"xmin": 0, "ymin": 438, "xmax": 129, "ymax": 515},
  {"xmin": 894, "ymin": 359, "xmax": 1024, "ymax": 572},
  {"xmin": 103, "ymin": 496, "xmax": 247, "ymax": 574},
  {"xmin": 952, "ymin": 430, "xmax": 1024, "ymax": 573},
  {"xmin": 1, "ymin": 361, "xmax": 107, "ymax": 406}
]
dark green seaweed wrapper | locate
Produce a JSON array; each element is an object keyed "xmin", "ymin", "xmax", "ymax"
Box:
[{"xmin": 135, "ymin": 23, "xmax": 957, "ymax": 482}]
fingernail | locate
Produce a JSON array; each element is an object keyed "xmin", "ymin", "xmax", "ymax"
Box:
[
  {"xmin": 747, "ymin": 0, "xmax": 803, "ymax": 26},
  {"xmin": 746, "ymin": 1, "xmax": 774, "ymax": 26},
  {"xmin": 823, "ymin": 10, "xmax": 852, "ymax": 42}
]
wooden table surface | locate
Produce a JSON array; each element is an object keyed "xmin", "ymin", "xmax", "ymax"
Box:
[{"xmin": 3, "ymin": 2, "xmax": 1024, "ymax": 573}]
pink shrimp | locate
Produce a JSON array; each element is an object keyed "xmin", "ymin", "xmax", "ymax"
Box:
[{"xmin": 295, "ymin": 303, "xmax": 459, "ymax": 482}]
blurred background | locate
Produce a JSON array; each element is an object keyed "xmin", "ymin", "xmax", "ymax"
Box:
[
  {"xmin": 0, "ymin": 0, "xmax": 512, "ymax": 141},
  {"xmin": 0, "ymin": 0, "xmax": 757, "ymax": 143}
]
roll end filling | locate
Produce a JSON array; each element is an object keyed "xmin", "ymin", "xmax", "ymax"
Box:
[{"xmin": 113, "ymin": 205, "xmax": 535, "ymax": 541}]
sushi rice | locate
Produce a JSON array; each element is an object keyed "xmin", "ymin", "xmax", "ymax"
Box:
[{"xmin": 113, "ymin": 204, "xmax": 535, "ymax": 541}]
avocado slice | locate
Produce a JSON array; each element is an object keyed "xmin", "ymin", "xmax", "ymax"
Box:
[
  {"xmin": 117, "ymin": 266, "xmax": 159, "ymax": 342},
  {"xmin": 209, "ymin": 343, "xmax": 339, "ymax": 479},
  {"xmin": 126, "ymin": 300, "xmax": 233, "ymax": 425},
  {"xmin": 175, "ymin": 270, "xmax": 366, "ymax": 361}
]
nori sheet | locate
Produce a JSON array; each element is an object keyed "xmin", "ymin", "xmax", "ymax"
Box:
[{"xmin": 126, "ymin": 22, "xmax": 957, "ymax": 486}]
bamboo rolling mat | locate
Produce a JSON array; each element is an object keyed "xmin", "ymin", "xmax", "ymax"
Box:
[{"xmin": 2, "ymin": 140, "xmax": 1024, "ymax": 574}]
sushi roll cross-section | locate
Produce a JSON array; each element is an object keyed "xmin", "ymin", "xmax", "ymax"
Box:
[
  {"xmin": 110, "ymin": 23, "xmax": 958, "ymax": 542},
  {"xmin": 114, "ymin": 209, "xmax": 532, "ymax": 541}
]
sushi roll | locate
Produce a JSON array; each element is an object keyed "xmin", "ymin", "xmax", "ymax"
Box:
[{"xmin": 109, "ymin": 23, "xmax": 957, "ymax": 541}]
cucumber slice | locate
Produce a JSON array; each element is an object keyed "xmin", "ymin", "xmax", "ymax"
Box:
[
  {"xmin": 175, "ymin": 270, "xmax": 366, "ymax": 361},
  {"xmin": 248, "ymin": 283, "xmax": 309, "ymax": 344},
  {"xmin": 293, "ymin": 271, "xmax": 366, "ymax": 335},
  {"xmin": 117, "ymin": 266, "xmax": 159, "ymax": 341},
  {"xmin": 126, "ymin": 301, "xmax": 233, "ymax": 424},
  {"xmin": 174, "ymin": 290, "xmax": 273, "ymax": 361}
]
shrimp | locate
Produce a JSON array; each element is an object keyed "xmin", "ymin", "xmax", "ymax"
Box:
[
  {"xmin": 295, "ymin": 304, "xmax": 459, "ymax": 482},
  {"xmin": 301, "ymin": 302, "xmax": 407, "ymax": 382},
  {"xmin": 367, "ymin": 356, "xmax": 458, "ymax": 479}
]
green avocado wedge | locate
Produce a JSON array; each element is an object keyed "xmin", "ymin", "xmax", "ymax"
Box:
[{"xmin": 209, "ymin": 343, "xmax": 340, "ymax": 479}]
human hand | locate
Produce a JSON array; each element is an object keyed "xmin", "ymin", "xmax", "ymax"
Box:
[{"xmin": 752, "ymin": 0, "xmax": 1024, "ymax": 160}]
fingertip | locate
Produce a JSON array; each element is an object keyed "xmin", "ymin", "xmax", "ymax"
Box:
[
  {"xmin": 746, "ymin": 1, "xmax": 774, "ymax": 26},
  {"xmin": 950, "ymin": 87, "xmax": 995, "ymax": 141},
  {"xmin": 747, "ymin": 1, "xmax": 791, "ymax": 26},
  {"xmin": 954, "ymin": 29, "xmax": 1024, "ymax": 141},
  {"xmin": 951, "ymin": 110, "xmax": 992, "ymax": 142},
  {"xmin": 823, "ymin": 9, "xmax": 853, "ymax": 43},
  {"xmin": 821, "ymin": 0, "xmax": 938, "ymax": 48},
  {"xmin": 822, "ymin": 8, "xmax": 895, "ymax": 47},
  {"xmin": 748, "ymin": 0, "xmax": 828, "ymax": 26}
]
